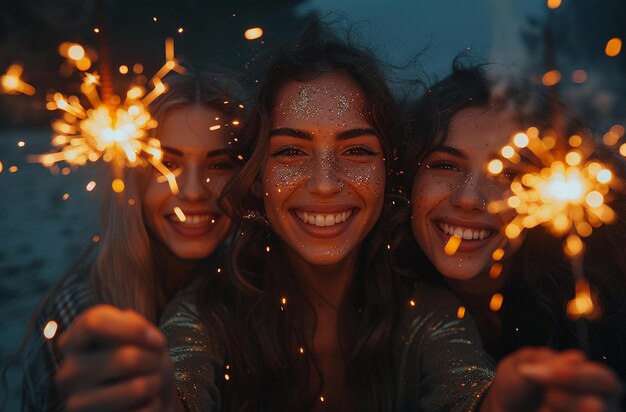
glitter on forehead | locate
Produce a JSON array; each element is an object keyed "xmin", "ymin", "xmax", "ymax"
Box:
[{"xmin": 276, "ymin": 83, "xmax": 362, "ymax": 120}]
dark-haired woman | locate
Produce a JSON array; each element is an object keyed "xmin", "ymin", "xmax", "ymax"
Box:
[{"xmin": 399, "ymin": 61, "xmax": 625, "ymax": 408}]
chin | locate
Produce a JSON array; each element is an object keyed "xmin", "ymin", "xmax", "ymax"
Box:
[
  {"xmin": 170, "ymin": 243, "xmax": 219, "ymax": 260},
  {"xmin": 433, "ymin": 258, "xmax": 485, "ymax": 281}
]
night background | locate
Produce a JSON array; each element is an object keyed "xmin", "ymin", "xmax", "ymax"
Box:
[{"xmin": 1, "ymin": 0, "xmax": 624, "ymax": 408}]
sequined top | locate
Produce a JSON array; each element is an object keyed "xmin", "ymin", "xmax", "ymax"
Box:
[{"xmin": 160, "ymin": 282, "xmax": 495, "ymax": 412}]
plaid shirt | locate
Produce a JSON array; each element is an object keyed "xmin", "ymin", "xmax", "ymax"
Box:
[{"xmin": 21, "ymin": 269, "xmax": 94, "ymax": 411}]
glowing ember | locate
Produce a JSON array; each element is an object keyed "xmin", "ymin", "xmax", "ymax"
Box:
[
  {"xmin": 244, "ymin": 27, "xmax": 264, "ymax": 40},
  {"xmin": 457, "ymin": 306, "xmax": 466, "ymax": 319},
  {"xmin": 444, "ymin": 234, "xmax": 462, "ymax": 256},
  {"xmin": 566, "ymin": 279, "xmax": 595, "ymax": 319},
  {"xmin": 112, "ymin": 178, "xmax": 125, "ymax": 193},
  {"xmin": 1, "ymin": 64, "xmax": 36, "ymax": 95},
  {"xmin": 43, "ymin": 320, "xmax": 58, "ymax": 339},
  {"xmin": 173, "ymin": 206, "xmax": 186, "ymax": 222},
  {"xmin": 605, "ymin": 37, "xmax": 622, "ymax": 57},
  {"xmin": 489, "ymin": 293, "xmax": 504, "ymax": 312},
  {"xmin": 86, "ymin": 181, "xmax": 96, "ymax": 191},
  {"xmin": 547, "ymin": 0, "xmax": 561, "ymax": 9}
]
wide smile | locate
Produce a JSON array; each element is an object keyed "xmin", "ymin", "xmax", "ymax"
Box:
[
  {"xmin": 165, "ymin": 211, "xmax": 221, "ymax": 237},
  {"xmin": 433, "ymin": 219, "xmax": 499, "ymax": 253},
  {"xmin": 290, "ymin": 207, "xmax": 358, "ymax": 239}
]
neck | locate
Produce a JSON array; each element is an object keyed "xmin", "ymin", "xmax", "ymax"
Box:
[
  {"xmin": 155, "ymin": 242, "xmax": 205, "ymax": 300},
  {"xmin": 285, "ymin": 247, "xmax": 360, "ymax": 312}
]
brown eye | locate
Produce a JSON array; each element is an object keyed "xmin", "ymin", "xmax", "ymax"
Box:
[
  {"xmin": 271, "ymin": 146, "xmax": 307, "ymax": 157},
  {"xmin": 429, "ymin": 161, "xmax": 459, "ymax": 172},
  {"xmin": 344, "ymin": 146, "xmax": 379, "ymax": 156}
]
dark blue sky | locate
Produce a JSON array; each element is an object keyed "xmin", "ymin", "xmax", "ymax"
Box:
[{"xmin": 298, "ymin": 0, "xmax": 546, "ymax": 77}]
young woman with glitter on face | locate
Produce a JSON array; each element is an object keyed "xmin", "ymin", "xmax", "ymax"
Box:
[
  {"xmin": 8, "ymin": 70, "xmax": 245, "ymax": 411},
  {"xmin": 397, "ymin": 60, "xmax": 626, "ymax": 408},
  {"xmin": 155, "ymin": 23, "xmax": 498, "ymax": 412}
]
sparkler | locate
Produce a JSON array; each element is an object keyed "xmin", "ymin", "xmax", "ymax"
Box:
[
  {"xmin": 1, "ymin": 64, "xmax": 36, "ymax": 96},
  {"xmin": 34, "ymin": 39, "xmax": 185, "ymax": 194},
  {"xmin": 487, "ymin": 127, "xmax": 618, "ymax": 320}
]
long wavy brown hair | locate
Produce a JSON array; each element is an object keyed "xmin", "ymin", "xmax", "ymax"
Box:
[
  {"xmin": 199, "ymin": 23, "xmax": 412, "ymax": 411},
  {"xmin": 397, "ymin": 60, "xmax": 626, "ymax": 378}
]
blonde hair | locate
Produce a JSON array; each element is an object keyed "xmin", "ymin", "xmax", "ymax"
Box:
[{"xmin": 89, "ymin": 70, "xmax": 245, "ymax": 322}]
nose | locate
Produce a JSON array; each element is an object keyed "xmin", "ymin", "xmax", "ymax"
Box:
[
  {"xmin": 177, "ymin": 164, "xmax": 211, "ymax": 202},
  {"xmin": 305, "ymin": 151, "xmax": 343, "ymax": 196},
  {"xmin": 450, "ymin": 172, "xmax": 488, "ymax": 212}
]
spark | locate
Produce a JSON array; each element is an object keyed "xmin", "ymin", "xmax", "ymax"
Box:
[
  {"xmin": 86, "ymin": 181, "xmax": 96, "ymax": 191},
  {"xmin": 1, "ymin": 64, "xmax": 36, "ymax": 95},
  {"xmin": 112, "ymin": 178, "xmax": 125, "ymax": 192},
  {"xmin": 457, "ymin": 306, "xmax": 466, "ymax": 319},
  {"xmin": 43, "ymin": 320, "xmax": 58, "ymax": 339},
  {"xmin": 17, "ymin": 141, "xmax": 25, "ymax": 147},
  {"xmin": 174, "ymin": 207, "xmax": 186, "ymax": 222},
  {"xmin": 9, "ymin": 166, "xmax": 18, "ymax": 173},
  {"xmin": 34, "ymin": 39, "xmax": 186, "ymax": 195},
  {"xmin": 489, "ymin": 293, "xmax": 504, "ymax": 312},
  {"xmin": 444, "ymin": 234, "xmax": 462, "ymax": 256},
  {"xmin": 605, "ymin": 38, "xmax": 622, "ymax": 57},
  {"xmin": 244, "ymin": 27, "xmax": 264, "ymax": 40}
]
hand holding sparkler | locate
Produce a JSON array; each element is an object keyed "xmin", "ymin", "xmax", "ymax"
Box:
[{"xmin": 55, "ymin": 305, "xmax": 184, "ymax": 412}]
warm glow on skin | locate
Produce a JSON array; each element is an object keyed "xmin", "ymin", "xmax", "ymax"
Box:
[
  {"xmin": 143, "ymin": 105, "xmax": 234, "ymax": 260},
  {"xmin": 262, "ymin": 72, "xmax": 385, "ymax": 267},
  {"xmin": 411, "ymin": 107, "xmax": 525, "ymax": 281}
]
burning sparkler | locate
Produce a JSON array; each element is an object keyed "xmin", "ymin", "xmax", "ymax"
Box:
[
  {"xmin": 487, "ymin": 127, "xmax": 618, "ymax": 320},
  {"xmin": 34, "ymin": 39, "xmax": 185, "ymax": 194}
]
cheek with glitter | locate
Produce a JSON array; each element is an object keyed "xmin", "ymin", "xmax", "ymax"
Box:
[
  {"xmin": 267, "ymin": 161, "xmax": 311, "ymax": 193},
  {"xmin": 340, "ymin": 162, "xmax": 383, "ymax": 196}
]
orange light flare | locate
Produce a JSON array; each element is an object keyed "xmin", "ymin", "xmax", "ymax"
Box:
[
  {"xmin": 58, "ymin": 42, "xmax": 94, "ymax": 72},
  {"xmin": 244, "ymin": 27, "xmax": 264, "ymax": 40},
  {"xmin": 567, "ymin": 279, "xmax": 600, "ymax": 320},
  {"xmin": 487, "ymin": 127, "xmax": 617, "ymax": 242},
  {"xmin": 1, "ymin": 64, "xmax": 36, "ymax": 95},
  {"xmin": 486, "ymin": 127, "xmax": 621, "ymax": 320},
  {"xmin": 605, "ymin": 37, "xmax": 622, "ymax": 57},
  {"xmin": 31, "ymin": 39, "xmax": 187, "ymax": 195},
  {"xmin": 444, "ymin": 234, "xmax": 462, "ymax": 256}
]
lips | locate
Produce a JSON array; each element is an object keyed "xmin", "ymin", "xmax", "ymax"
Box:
[
  {"xmin": 433, "ymin": 219, "xmax": 499, "ymax": 253},
  {"xmin": 290, "ymin": 207, "xmax": 358, "ymax": 239},
  {"xmin": 165, "ymin": 211, "xmax": 220, "ymax": 237},
  {"xmin": 436, "ymin": 221, "xmax": 493, "ymax": 240}
]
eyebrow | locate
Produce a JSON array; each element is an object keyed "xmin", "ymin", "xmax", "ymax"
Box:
[
  {"xmin": 430, "ymin": 145, "xmax": 468, "ymax": 159},
  {"xmin": 269, "ymin": 127, "xmax": 377, "ymax": 141},
  {"xmin": 161, "ymin": 146, "xmax": 231, "ymax": 159}
]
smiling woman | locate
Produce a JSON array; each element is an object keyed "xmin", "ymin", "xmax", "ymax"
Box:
[
  {"xmin": 15, "ymin": 70, "xmax": 245, "ymax": 411},
  {"xmin": 157, "ymin": 23, "xmax": 496, "ymax": 412},
  {"xmin": 399, "ymin": 60, "xmax": 626, "ymax": 398}
]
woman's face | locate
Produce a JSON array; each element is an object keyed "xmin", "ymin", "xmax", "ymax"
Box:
[
  {"xmin": 411, "ymin": 106, "xmax": 524, "ymax": 280},
  {"xmin": 143, "ymin": 105, "xmax": 235, "ymax": 260},
  {"xmin": 262, "ymin": 72, "xmax": 385, "ymax": 266}
]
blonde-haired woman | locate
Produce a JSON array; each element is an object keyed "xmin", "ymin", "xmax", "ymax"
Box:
[{"xmin": 19, "ymin": 70, "xmax": 245, "ymax": 411}]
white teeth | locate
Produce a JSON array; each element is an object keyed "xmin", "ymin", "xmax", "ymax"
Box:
[
  {"xmin": 170, "ymin": 214, "xmax": 213, "ymax": 225},
  {"xmin": 437, "ymin": 222, "xmax": 492, "ymax": 241},
  {"xmin": 295, "ymin": 209, "xmax": 353, "ymax": 227}
]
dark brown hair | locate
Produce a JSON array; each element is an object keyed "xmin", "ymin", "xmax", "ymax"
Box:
[{"xmin": 199, "ymin": 22, "xmax": 411, "ymax": 411}]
